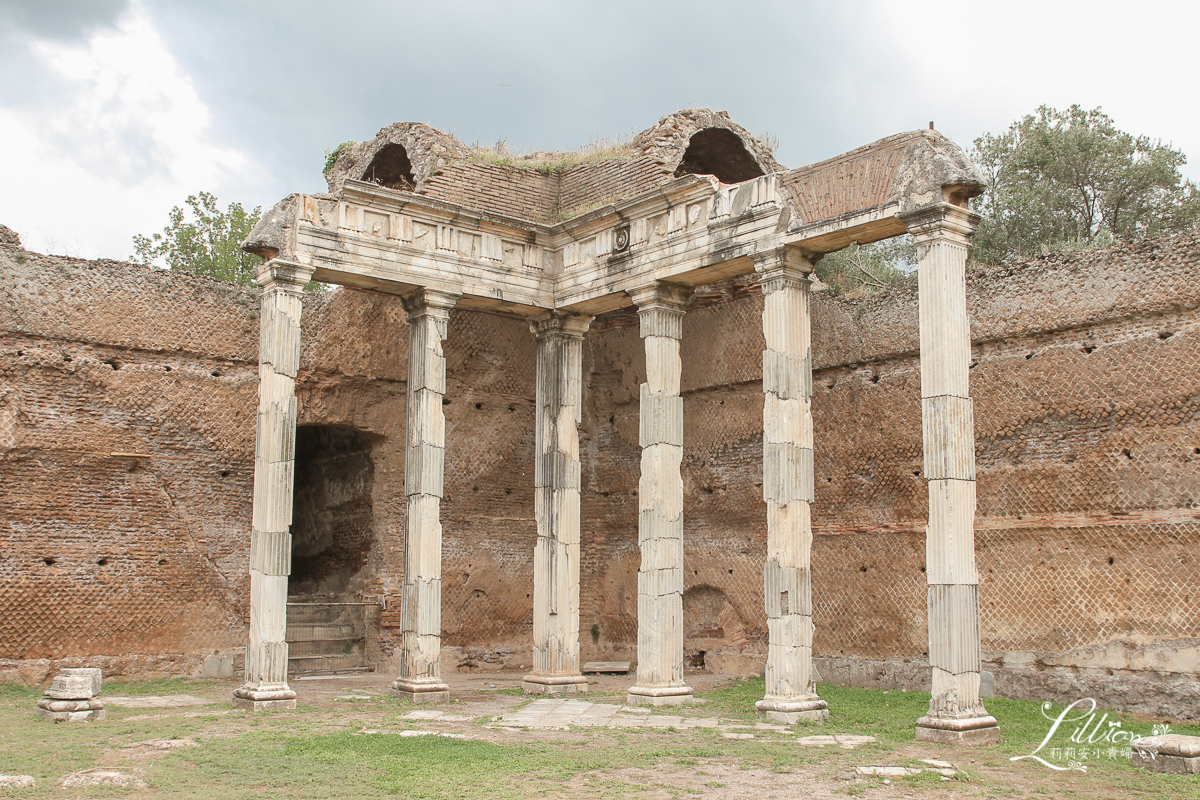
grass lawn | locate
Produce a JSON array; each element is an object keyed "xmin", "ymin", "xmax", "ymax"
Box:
[{"xmin": 1, "ymin": 677, "xmax": 1198, "ymax": 798}]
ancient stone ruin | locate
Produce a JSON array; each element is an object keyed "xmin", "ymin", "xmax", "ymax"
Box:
[{"xmin": 2, "ymin": 110, "xmax": 1199, "ymax": 734}]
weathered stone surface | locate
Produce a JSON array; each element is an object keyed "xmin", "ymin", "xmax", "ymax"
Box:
[{"xmin": 45, "ymin": 667, "xmax": 102, "ymax": 698}]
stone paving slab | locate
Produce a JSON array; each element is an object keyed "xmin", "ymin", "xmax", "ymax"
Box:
[
  {"xmin": 104, "ymin": 695, "xmax": 212, "ymax": 708},
  {"xmin": 795, "ymin": 734, "xmax": 877, "ymax": 749},
  {"xmin": 496, "ymin": 698, "xmax": 839, "ymax": 734}
]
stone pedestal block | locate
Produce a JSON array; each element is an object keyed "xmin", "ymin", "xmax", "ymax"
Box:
[{"xmin": 1132, "ymin": 735, "xmax": 1200, "ymax": 774}]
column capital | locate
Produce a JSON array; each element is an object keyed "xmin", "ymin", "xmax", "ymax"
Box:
[
  {"xmin": 254, "ymin": 260, "xmax": 315, "ymax": 292},
  {"xmin": 900, "ymin": 203, "xmax": 981, "ymax": 245},
  {"xmin": 628, "ymin": 282, "xmax": 692, "ymax": 313},
  {"xmin": 530, "ymin": 311, "xmax": 593, "ymax": 341},
  {"xmin": 751, "ymin": 246, "xmax": 816, "ymax": 278},
  {"xmin": 402, "ymin": 288, "xmax": 460, "ymax": 320}
]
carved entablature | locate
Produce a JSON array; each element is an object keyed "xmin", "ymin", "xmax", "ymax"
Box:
[{"xmin": 245, "ymin": 114, "xmax": 985, "ymax": 318}]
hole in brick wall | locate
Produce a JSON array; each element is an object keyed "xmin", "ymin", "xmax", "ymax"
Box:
[
  {"xmin": 471, "ymin": 485, "xmax": 478, "ymax": 492},
  {"xmin": 920, "ymin": 565, "xmax": 926, "ymax": 573},
  {"xmin": 912, "ymin": 470, "xmax": 920, "ymax": 477},
  {"xmin": 96, "ymin": 558, "xmax": 108, "ymax": 566},
  {"xmin": 969, "ymin": 360, "xmax": 980, "ymax": 369},
  {"xmin": 508, "ymin": 405, "xmax": 516, "ymax": 413},
  {"xmin": 686, "ymin": 650, "xmax": 707, "ymax": 668},
  {"xmin": 15, "ymin": 350, "xmax": 23, "ymax": 357},
  {"xmin": 870, "ymin": 374, "xmax": 880, "ymax": 384},
  {"xmin": 727, "ymin": 569, "xmax": 733, "ymax": 575},
  {"xmin": 42, "ymin": 557, "xmax": 55, "ymax": 566},
  {"xmin": 219, "ymin": 470, "xmax": 230, "ymax": 477},
  {"xmin": 1024, "ymin": 352, "xmax": 1034, "ymax": 360},
  {"xmin": 1159, "ymin": 330, "xmax": 1175, "ymax": 340},
  {"xmin": 164, "ymin": 365, "xmax": 172, "ymax": 372},
  {"xmin": 289, "ymin": 425, "xmax": 378, "ymax": 599},
  {"xmin": 1123, "ymin": 449, "xmax": 1134, "ymax": 460},
  {"xmin": 105, "ymin": 358, "xmax": 121, "ymax": 370},
  {"xmin": 1193, "ymin": 448, "xmax": 1200, "ymax": 455},
  {"xmin": 360, "ymin": 143, "xmax": 415, "ymax": 190},
  {"xmin": 674, "ymin": 128, "xmax": 765, "ymax": 184},
  {"xmin": 211, "ymin": 370, "xmax": 222, "ymax": 377},
  {"xmin": 442, "ymin": 398, "xmax": 451, "ymax": 406},
  {"xmin": 827, "ymin": 477, "xmax": 833, "ymax": 482},
  {"xmin": 860, "ymin": 566, "xmax": 868, "ymax": 573},
  {"xmin": 608, "ymin": 415, "xmax": 615, "ymax": 425},
  {"xmin": 505, "ymin": 488, "xmax": 512, "ymax": 495},
  {"xmin": 474, "ymin": 402, "xmax": 483, "ymax": 410},
  {"xmin": 1082, "ymin": 344, "xmax": 1096, "ymax": 354},
  {"xmin": 1108, "ymin": 557, "xmax": 1115, "ymax": 565},
  {"xmin": 127, "ymin": 461, "xmax": 142, "ymax": 473},
  {"xmin": 158, "ymin": 558, "xmax": 168, "ymax": 565},
  {"xmin": 62, "ymin": 354, "xmax": 72, "ymax": 362}
]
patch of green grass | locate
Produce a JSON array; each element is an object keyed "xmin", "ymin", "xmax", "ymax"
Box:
[{"xmin": 103, "ymin": 677, "xmax": 225, "ymax": 696}]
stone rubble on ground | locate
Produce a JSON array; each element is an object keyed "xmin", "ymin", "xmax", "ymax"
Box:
[
  {"xmin": 59, "ymin": 768, "xmax": 146, "ymax": 788},
  {"xmin": 0, "ymin": 776, "xmax": 34, "ymax": 789}
]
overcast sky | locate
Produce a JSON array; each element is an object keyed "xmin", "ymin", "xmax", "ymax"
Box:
[{"xmin": 1, "ymin": 0, "xmax": 1196, "ymax": 259}]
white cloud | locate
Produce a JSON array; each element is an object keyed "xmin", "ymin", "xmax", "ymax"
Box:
[
  {"xmin": 871, "ymin": 0, "xmax": 1200, "ymax": 181},
  {"xmin": 0, "ymin": 5, "xmax": 262, "ymax": 259}
]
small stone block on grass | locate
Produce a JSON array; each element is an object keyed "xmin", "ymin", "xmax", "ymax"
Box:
[
  {"xmin": 0, "ymin": 776, "xmax": 34, "ymax": 789},
  {"xmin": 1132, "ymin": 734, "xmax": 1200, "ymax": 774},
  {"xmin": 582, "ymin": 662, "xmax": 631, "ymax": 673}
]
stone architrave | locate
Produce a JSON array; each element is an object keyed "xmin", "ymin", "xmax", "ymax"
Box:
[
  {"xmin": 393, "ymin": 288, "xmax": 459, "ymax": 702},
  {"xmin": 626, "ymin": 282, "xmax": 694, "ymax": 706},
  {"xmin": 751, "ymin": 248, "xmax": 829, "ymax": 724},
  {"xmin": 234, "ymin": 260, "xmax": 314, "ymax": 711},
  {"xmin": 904, "ymin": 203, "xmax": 1000, "ymax": 745},
  {"xmin": 523, "ymin": 313, "xmax": 594, "ymax": 694}
]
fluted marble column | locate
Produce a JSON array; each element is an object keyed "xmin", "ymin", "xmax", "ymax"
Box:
[
  {"xmin": 751, "ymin": 248, "xmax": 829, "ymax": 724},
  {"xmin": 234, "ymin": 260, "xmax": 314, "ymax": 711},
  {"xmin": 904, "ymin": 203, "xmax": 999, "ymax": 745},
  {"xmin": 627, "ymin": 282, "xmax": 694, "ymax": 706},
  {"xmin": 523, "ymin": 313, "xmax": 593, "ymax": 694},
  {"xmin": 393, "ymin": 288, "xmax": 459, "ymax": 702}
]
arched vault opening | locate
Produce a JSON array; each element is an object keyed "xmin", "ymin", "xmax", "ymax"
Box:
[
  {"xmin": 673, "ymin": 128, "xmax": 765, "ymax": 184},
  {"xmin": 360, "ymin": 143, "xmax": 415, "ymax": 190}
]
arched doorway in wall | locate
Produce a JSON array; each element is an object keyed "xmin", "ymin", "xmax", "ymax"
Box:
[
  {"xmin": 683, "ymin": 585, "xmax": 748, "ymax": 672},
  {"xmin": 286, "ymin": 425, "xmax": 380, "ymax": 674}
]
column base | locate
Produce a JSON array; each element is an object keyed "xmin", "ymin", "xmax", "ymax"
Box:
[
  {"xmin": 233, "ymin": 686, "xmax": 298, "ymax": 711},
  {"xmin": 756, "ymin": 696, "xmax": 828, "ymax": 724},
  {"xmin": 915, "ymin": 715, "xmax": 1000, "ymax": 746},
  {"xmin": 393, "ymin": 679, "xmax": 450, "ymax": 703},
  {"xmin": 626, "ymin": 685, "xmax": 694, "ymax": 706},
  {"xmin": 38, "ymin": 699, "xmax": 105, "ymax": 723},
  {"xmin": 522, "ymin": 673, "xmax": 589, "ymax": 695}
]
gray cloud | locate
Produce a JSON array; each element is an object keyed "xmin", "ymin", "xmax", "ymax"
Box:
[
  {"xmin": 138, "ymin": 0, "xmax": 923, "ymax": 206},
  {"xmin": 0, "ymin": 0, "xmax": 128, "ymax": 39}
]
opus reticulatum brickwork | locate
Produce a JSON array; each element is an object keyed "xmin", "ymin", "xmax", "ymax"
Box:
[{"xmin": 2, "ymin": 111, "xmax": 1198, "ymax": 730}]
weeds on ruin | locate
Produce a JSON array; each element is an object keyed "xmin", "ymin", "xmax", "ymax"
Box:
[{"xmin": 460, "ymin": 134, "xmax": 638, "ymax": 176}]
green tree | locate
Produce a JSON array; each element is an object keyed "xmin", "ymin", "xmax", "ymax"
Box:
[
  {"xmin": 132, "ymin": 192, "xmax": 262, "ymax": 286},
  {"xmin": 971, "ymin": 105, "xmax": 1200, "ymax": 263},
  {"xmin": 814, "ymin": 235, "xmax": 917, "ymax": 296}
]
